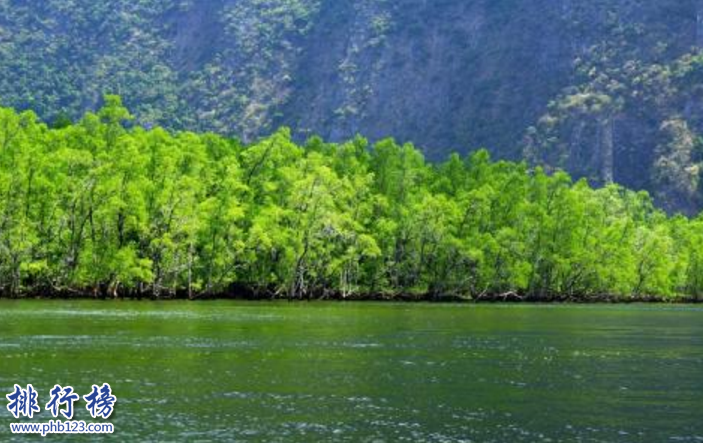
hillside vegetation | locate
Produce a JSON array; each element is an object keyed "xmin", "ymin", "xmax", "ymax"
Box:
[
  {"xmin": 0, "ymin": 97, "xmax": 702, "ymax": 300},
  {"xmin": 2, "ymin": 1, "xmax": 703, "ymax": 212}
]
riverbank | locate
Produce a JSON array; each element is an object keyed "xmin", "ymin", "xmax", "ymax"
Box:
[{"xmin": 2, "ymin": 287, "xmax": 700, "ymax": 304}]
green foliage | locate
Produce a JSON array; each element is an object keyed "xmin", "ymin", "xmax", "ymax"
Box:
[{"xmin": 0, "ymin": 97, "xmax": 700, "ymax": 301}]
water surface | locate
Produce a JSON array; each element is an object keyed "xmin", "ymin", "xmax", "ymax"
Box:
[{"xmin": 0, "ymin": 301, "xmax": 701, "ymax": 442}]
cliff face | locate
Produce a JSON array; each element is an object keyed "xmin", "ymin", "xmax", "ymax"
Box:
[
  {"xmin": 283, "ymin": 1, "xmax": 574, "ymax": 160},
  {"xmin": 0, "ymin": 0, "xmax": 702, "ymax": 212}
]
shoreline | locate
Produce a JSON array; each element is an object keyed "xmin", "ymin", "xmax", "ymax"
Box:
[{"xmin": 1, "ymin": 291, "xmax": 700, "ymax": 304}]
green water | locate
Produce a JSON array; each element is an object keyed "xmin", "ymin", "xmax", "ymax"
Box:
[{"xmin": 0, "ymin": 302, "xmax": 702, "ymax": 442}]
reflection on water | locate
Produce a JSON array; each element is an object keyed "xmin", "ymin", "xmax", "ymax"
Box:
[{"xmin": 0, "ymin": 301, "xmax": 701, "ymax": 442}]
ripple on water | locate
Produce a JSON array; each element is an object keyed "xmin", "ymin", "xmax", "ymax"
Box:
[{"xmin": 0, "ymin": 308, "xmax": 284, "ymax": 322}]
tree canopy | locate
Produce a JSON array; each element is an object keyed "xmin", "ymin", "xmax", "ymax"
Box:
[{"xmin": 0, "ymin": 96, "xmax": 701, "ymax": 301}]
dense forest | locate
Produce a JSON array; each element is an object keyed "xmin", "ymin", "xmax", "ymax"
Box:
[
  {"xmin": 3, "ymin": 1, "xmax": 703, "ymax": 213},
  {"xmin": 0, "ymin": 96, "xmax": 701, "ymax": 301}
]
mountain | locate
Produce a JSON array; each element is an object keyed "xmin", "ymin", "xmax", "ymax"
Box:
[{"xmin": 0, "ymin": 0, "xmax": 703, "ymax": 213}]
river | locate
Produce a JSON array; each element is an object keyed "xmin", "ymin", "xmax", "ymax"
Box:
[{"xmin": 0, "ymin": 301, "xmax": 701, "ymax": 442}]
